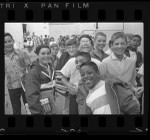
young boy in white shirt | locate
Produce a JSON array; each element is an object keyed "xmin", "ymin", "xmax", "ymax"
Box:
[
  {"xmin": 99, "ymin": 32, "xmax": 136, "ymax": 87},
  {"xmin": 61, "ymin": 52, "xmax": 91, "ymax": 114}
]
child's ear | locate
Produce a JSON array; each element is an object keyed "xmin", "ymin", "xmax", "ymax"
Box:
[
  {"xmin": 111, "ymin": 46, "xmax": 115, "ymax": 52},
  {"xmin": 139, "ymin": 42, "xmax": 141, "ymax": 47}
]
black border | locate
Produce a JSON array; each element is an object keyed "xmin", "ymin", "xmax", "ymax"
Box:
[{"xmin": 0, "ymin": 1, "xmax": 149, "ymax": 135}]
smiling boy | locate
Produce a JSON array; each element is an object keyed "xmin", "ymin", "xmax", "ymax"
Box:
[
  {"xmin": 99, "ymin": 32, "xmax": 136, "ymax": 86},
  {"xmin": 80, "ymin": 61, "xmax": 140, "ymax": 114},
  {"xmin": 79, "ymin": 62, "xmax": 120, "ymax": 114},
  {"xmin": 61, "ymin": 52, "xmax": 91, "ymax": 114}
]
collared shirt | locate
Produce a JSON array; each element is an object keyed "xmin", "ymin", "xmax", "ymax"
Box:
[
  {"xmin": 61, "ymin": 57, "xmax": 102, "ymax": 88},
  {"xmin": 99, "ymin": 52, "xmax": 136, "ymax": 86},
  {"xmin": 5, "ymin": 49, "xmax": 31, "ymax": 89},
  {"xmin": 86, "ymin": 80, "xmax": 111, "ymax": 114},
  {"xmin": 60, "ymin": 57, "xmax": 80, "ymax": 88}
]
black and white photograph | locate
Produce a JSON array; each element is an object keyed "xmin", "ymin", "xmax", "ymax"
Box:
[{"xmin": 4, "ymin": 22, "xmax": 144, "ymax": 115}]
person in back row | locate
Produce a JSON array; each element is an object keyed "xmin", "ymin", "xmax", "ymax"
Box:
[
  {"xmin": 56, "ymin": 38, "xmax": 78, "ymax": 70},
  {"xmin": 57, "ymin": 41, "xmax": 66, "ymax": 59},
  {"xmin": 90, "ymin": 32, "xmax": 108, "ymax": 62},
  {"xmin": 125, "ymin": 34, "xmax": 143, "ymax": 69},
  {"xmin": 128, "ymin": 35, "xmax": 143, "ymax": 69},
  {"xmin": 49, "ymin": 42, "xmax": 59, "ymax": 70}
]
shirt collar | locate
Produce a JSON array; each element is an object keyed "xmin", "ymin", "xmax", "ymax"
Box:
[
  {"xmin": 5, "ymin": 49, "xmax": 18, "ymax": 57},
  {"xmin": 111, "ymin": 52, "xmax": 127, "ymax": 61},
  {"xmin": 92, "ymin": 50, "xmax": 105, "ymax": 56},
  {"xmin": 89, "ymin": 80, "xmax": 104, "ymax": 95}
]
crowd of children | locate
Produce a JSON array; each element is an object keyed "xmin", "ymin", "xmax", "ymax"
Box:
[{"xmin": 5, "ymin": 30, "xmax": 144, "ymax": 115}]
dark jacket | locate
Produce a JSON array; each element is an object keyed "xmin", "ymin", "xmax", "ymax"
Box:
[
  {"xmin": 25, "ymin": 59, "xmax": 56, "ymax": 114},
  {"xmin": 111, "ymin": 81, "xmax": 140, "ymax": 114},
  {"xmin": 76, "ymin": 79, "xmax": 140, "ymax": 115},
  {"xmin": 56, "ymin": 52, "xmax": 71, "ymax": 70}
]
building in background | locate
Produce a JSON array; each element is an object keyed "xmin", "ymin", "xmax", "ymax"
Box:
[{"xmin": 4, "ymin": 22, "xmax": 143, "ymax": 55}]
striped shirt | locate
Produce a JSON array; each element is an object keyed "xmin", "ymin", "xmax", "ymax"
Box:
[{"xmin": 86, "ymin": 80, "xmax": 112, "ymax": 114}]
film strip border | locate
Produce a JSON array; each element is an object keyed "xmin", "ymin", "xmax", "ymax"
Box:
[
  {"xmin": 0, "ymin": 1, "xmax": 149, "ymax": 135},
  {"xmin": 0, "ymin": 116, "xmax": 148, "ymax": 134},
  {"xmin": 0, "ymin": 2, "xmax": 149, "ymax": 21}
]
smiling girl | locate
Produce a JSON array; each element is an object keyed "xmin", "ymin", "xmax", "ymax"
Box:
[{"xmin": 90, "ymin": 32, "xmax": 108, "ymax": 62}]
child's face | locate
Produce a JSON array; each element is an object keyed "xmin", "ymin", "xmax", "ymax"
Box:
[
  {"xmin": 60, "ymin": 45, "xmax": 66, "ymax": 53},
  {"xmin": 79, "ymin": 44, "xmax": 92, "ymax": 53},
  {"xmin": 94, "ymin": 35, "xmax": 106, "ymax": 51},
  {"xmin": 5, "ymin": 36, "xmax": 14, "ymax": 52},
  {"xmin": 66, "ymin": 44, "xmax": 78, "ymax": 57},
  {"xmin": 80, "ymin": 65, "xmax": 99, "ymax": 90},
  {"xmin": 112, "ymin": 37, "xmax": 127, "ymax": 56},
  {"xmin": 80, "ymin": 37, "xmax": 91, "ymax": 46},
  {"xmin": 75, "ymin": 56, "xmax": 90, "ymax": 69},
  {"xmin": 51, "ymin": 46, "xmax": 59, "ymax": 56},
  {"xmin": 129, "ymin": 37, "xmax": 141, "ymax": 49},
  {"xmin": 38, "ymin": 48, "xmax": 51, "ymax": 65}
]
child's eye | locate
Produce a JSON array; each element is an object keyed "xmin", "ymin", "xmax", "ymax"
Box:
[
  {"xmin": 121, "ymin": 42, "xmax": 125, "ymax": 45},
  {"xmin": 87, "ymin": 72, "xmax": 92, "ymax": 75}
]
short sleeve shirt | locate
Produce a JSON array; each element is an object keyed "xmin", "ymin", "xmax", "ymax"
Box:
[{"xmin": 5, "ymin": 49, "xmax": 31, "ymax": 89}]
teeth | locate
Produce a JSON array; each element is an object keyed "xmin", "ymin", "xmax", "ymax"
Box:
[{"xmin": 86, "ymin": 79, "xmax": 91, "ymax": 82}]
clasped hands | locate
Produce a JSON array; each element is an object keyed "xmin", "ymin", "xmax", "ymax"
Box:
[{"xmin": 67, "ymin": 84, "xmax": 78, "ymax": 95}]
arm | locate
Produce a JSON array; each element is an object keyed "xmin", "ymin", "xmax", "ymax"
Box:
[
  {"xmin": 76, "ymin": 86, "xmax": 85, "ymax": 114},
  {"xmin": 61, "ymin": 58, "xmax": 77, "ymax": 94},
  {"xmin": 130, "ymin": 64, "xmax": 137, "ymax": 87},
  {"xmin": 76, "ymin": 85, "xmax": 92, "ymax": 114},
  {"xmin": 61, "ymin": 76, "xmax": 77, "ymax": 94},
  {"xmin": 25, "ymin": 69, "xmax": 43, "ymax": 114}
]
